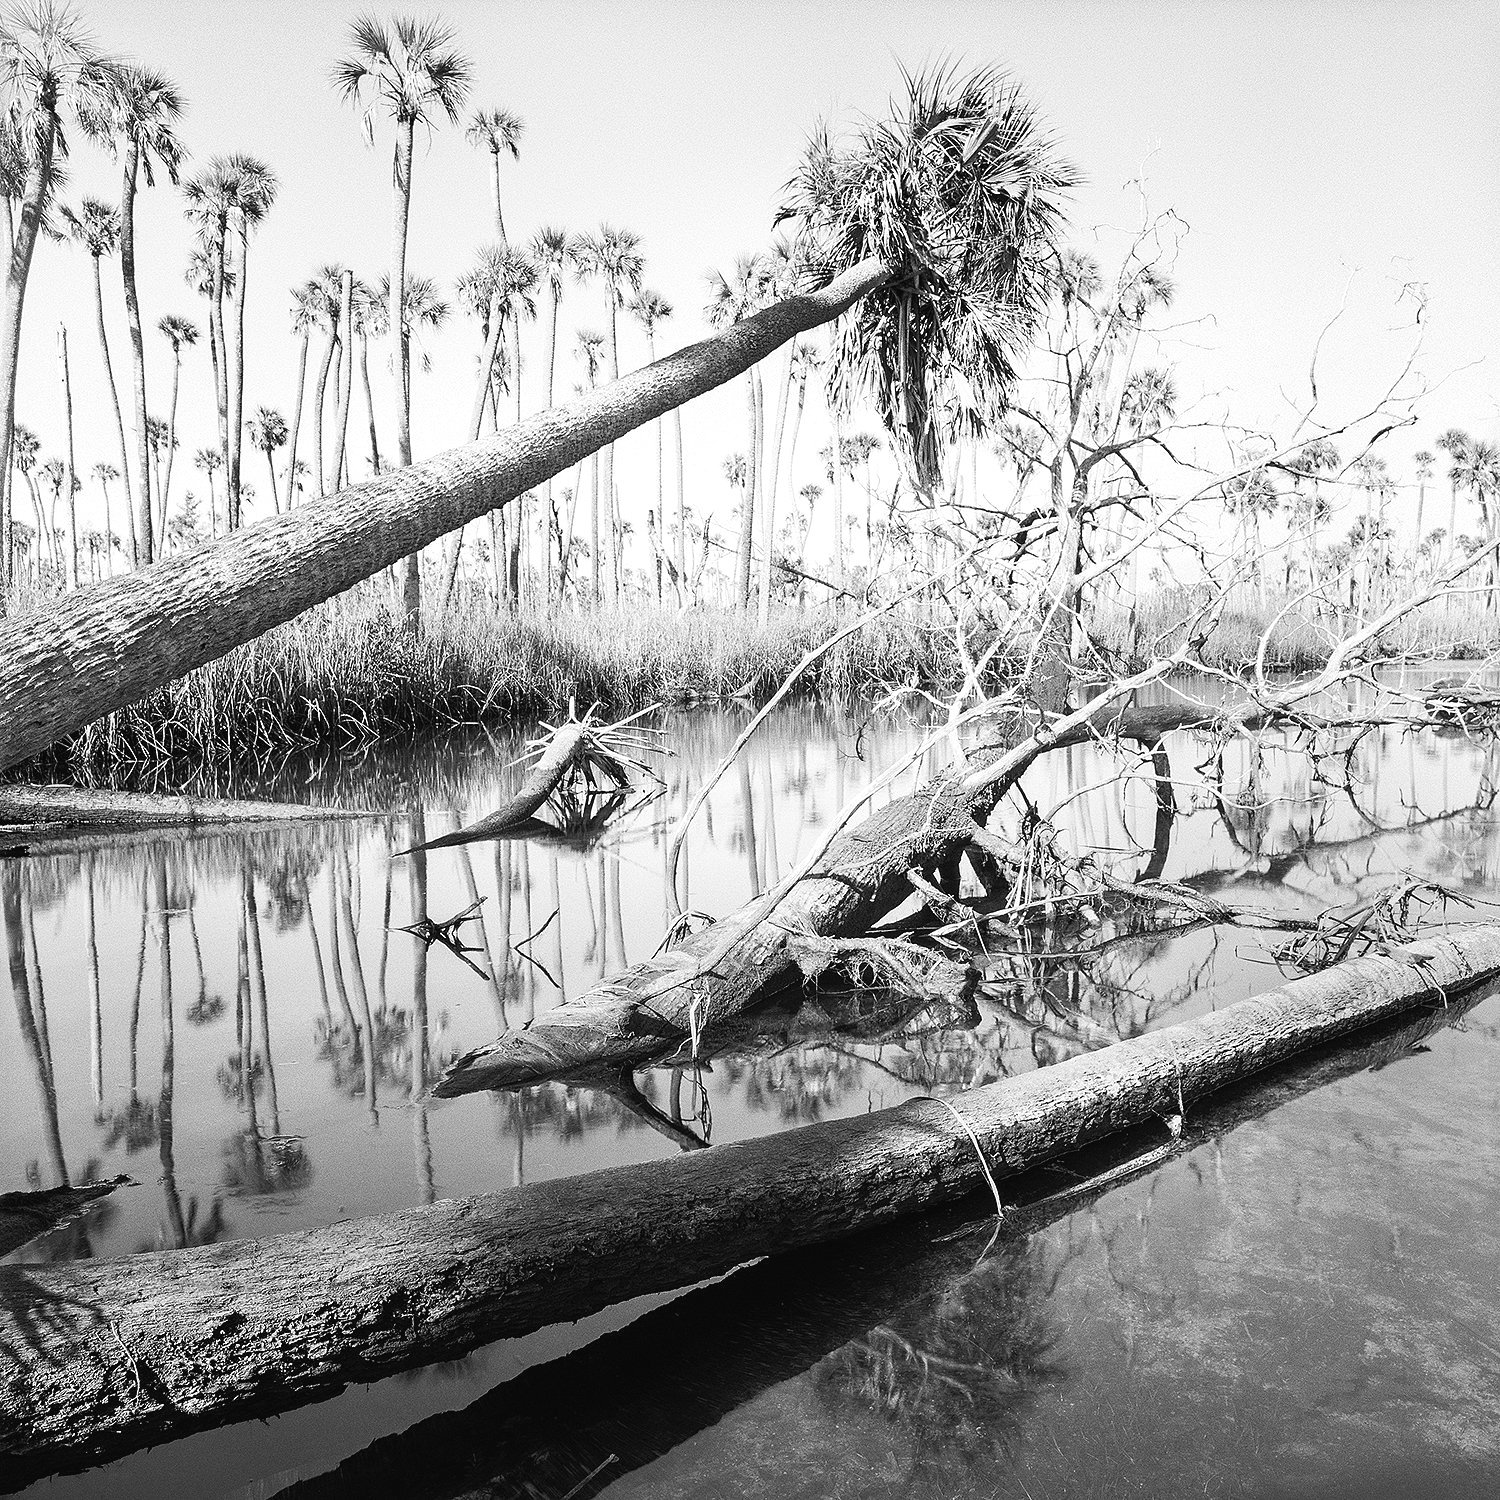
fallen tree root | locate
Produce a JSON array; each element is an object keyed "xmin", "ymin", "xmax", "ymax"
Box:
[{"xmin": 3, "ymin": 925, "xmax": 1496, "ymax": 1480}]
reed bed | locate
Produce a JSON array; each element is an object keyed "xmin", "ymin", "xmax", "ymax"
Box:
[
  {"xmin": 26, "ymin": 594, "xmax": 960, "ymax": 778},
  {"xmin": 1097, "ymin": 588, "xmax": 1500, "ymax": 673}
]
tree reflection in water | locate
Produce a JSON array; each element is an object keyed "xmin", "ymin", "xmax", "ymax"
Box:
[{"xmin": 812, "ymin": 1238, "xmax": 1065, "ymax": 1480}]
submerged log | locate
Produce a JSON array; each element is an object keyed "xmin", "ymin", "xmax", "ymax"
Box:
[
  {"xmin": 2, "ymin": 926, "xmax": 1496, "ymax": 1480},
  {"xmin": 0, "ymin": 784, "xmax": 372, "ymax": 834},
  {"xmin": 435, "ymin": 702, "xmax": 1232, "ymax": 1095},
  {"xmin": 285, "ymin": 993, "xmax": 1465, "ymax": 1500}
]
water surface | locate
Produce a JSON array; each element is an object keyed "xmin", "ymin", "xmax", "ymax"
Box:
[{"xmin": 4, "ymin": 682, "xmax": 1499, "ymax": 1497}]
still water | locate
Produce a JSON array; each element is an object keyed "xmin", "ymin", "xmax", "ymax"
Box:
[{"xmin": 4, "ymin": 685, "xmax": 1499, "ymax": 1497}]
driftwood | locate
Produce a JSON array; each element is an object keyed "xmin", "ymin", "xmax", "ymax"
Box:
[
  {"xmin": 0, "ymin": 784, "xmax": 372, "ymax": 835},
  {"xmin": 399, "ymin": 712, "xmax": 656, "ymax": 856},
  {"xmin": 0, "ymin": 1178, "xmax": 132, "ymax": 1260},
  {"xmin": 436, "ymin": 701, "xmax": 1226, "ymax": 1095},
  {"xmin": 3, "ymin": 926, "xmax": 1496, "ymax": 1480},
  {"xmin": 282, "ymin": 992, "xmax": 1471, "ymax": 1500}
]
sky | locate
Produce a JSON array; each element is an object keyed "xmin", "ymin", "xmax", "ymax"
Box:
[{"xmin": 18, "ymin": 0, "xmax": 1500, "ymax": 560}]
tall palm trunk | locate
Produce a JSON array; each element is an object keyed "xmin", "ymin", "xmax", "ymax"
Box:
[
  {"xmin": 674, "ymin": 407, "xmax": 686, "ymax": 601},
  {"xmin": 603, "ymin": 289, "xmax": 619, "ymax": 603},
  {"xmin": 0, "ymin": 256, "xmax": 892, "ymax": 769},
  {"xmin": 359, "ymin": 329, "xmax": 381, "ymax": 477},
  {"xmin": 99, "ymin": 476, "xmax": 114, "ymax": 577},
  {"xmin": 227, "ymin": 220, "xmax": 250, "ymax": 526},
  {"xmin": 508, "ymin": 313, "xmax": 524, "ymax": 604},
  {"xmin": 208, "ymin": 219, "xmax": 231, "ymax": 526},
  {"xmin": 285, "ymin": 328, "xmax": 309, "ymax": 507},
  {"xmin": 391, "ymin": 116, "xmax": 419, "ymax": 627},
  {"xmin": 442, "ymin": 298, "xmax": 506, "ymax": 609},
  {"xmin": 735, "ymin": 372, "xmax": 758, "ymax": 607},
  {"xmin": 86, "ymin": 254, "xmax": 137, "ymax": 567},
  {"xmin": 0, "ymin": 111, "xmax": 56, "ymax": 589},
  {"xmin": 757, "ymin": 344, "xmax": 795, "ymax": 624},
  {"xmin": 119, "ymin": 140, "xmax": 156, "ymax": 562},
  {"xmin": 831, "ymin": 411, "xmax": 846, "ymax": 592},
  {"xmin": 544, "ymin": 285, "xmax": 559, "ymax": 602},
  {"xmin": 161, "ymin": 347, "xmax": 183, "ymax": 535},
  {"xmin": 329, "ymin": 271, "xmax": 355, "ymax": 494},
  {"xmin": 57, "ymin": 325, "xmax": 76, "ymax": 588},
  {"xmin": 312, "ymin": 321, "xmax": 337, "ymax": 500},
  {"xmin": 262, "ymin": 445, "xmax": 279, "ymax": 513}
]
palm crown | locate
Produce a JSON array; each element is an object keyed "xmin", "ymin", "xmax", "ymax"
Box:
[{"xmin": 333, "ymin": 14, "xmax": 471, "ymax": 133}]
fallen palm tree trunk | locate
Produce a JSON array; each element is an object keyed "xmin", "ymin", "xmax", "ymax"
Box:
[
  {"xmin": 0, "ymin": 259, "xmax": 893, "ymax": 775},
  {"xmin": 0, "ymin": 784, "xmax": 372, "ymax": 832},
  {"xmin": 284, "ymin": 992, "xmax": 1467, "ymax": 1500},
  {"xmin": 3, "ymin": 926, "xmax": 1496, "ymax": 1480}
]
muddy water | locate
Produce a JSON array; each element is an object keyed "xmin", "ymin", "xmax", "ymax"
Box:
[{"xmin": 4, "ymin": 680, "xmax": 1499, "ymax": 1497}]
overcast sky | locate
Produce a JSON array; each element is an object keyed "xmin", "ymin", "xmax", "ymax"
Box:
[{"xmin": 23, "ymin": 0, "xmax": 1500, "ymax": 550}]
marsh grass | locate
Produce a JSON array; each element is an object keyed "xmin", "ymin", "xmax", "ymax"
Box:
[
  {"xmin": 1097, "ymin": 588, "xmax": 1500, "ymax": 673},
  {"xmin": 29, "ymin": 593, "xmax": 961, "ymax": 777}
]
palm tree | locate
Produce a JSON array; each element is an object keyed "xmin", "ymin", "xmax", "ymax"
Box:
[
  {"xmin": 351, "ymin": 277, "xmax": 384, "ymax": 479},
  {"xmin": 55, "ymin": 322, "xmax": 75, "ymax": 586},
  {"xmin": 194, "ymin": 446, "xmax": 223, "ymax": 536},
  {"xmin": 221, "ymin": 156, "xmax": 278, "ymax": 525},
  {"xmin": 0, "ymin": 63, "xmax": 1074, "ymax": 768},
  {"xmin": 334, "ymin": 13, "xmax": 472, "ymax": 629},
  {"xmin": 630, "ymin": 289, "xmax": 675, "ymax": 597},
  {"xmin": 576, "ymin": 328, "xmax": 606, "ymax": 602},
  {"xmin": 706, "ymin": 254, "xmax": 771, "ymax": 607},
  {"xmin": 1436, "ymin": 429, "xmax": 1471, "ymax": 564},
  {"xmin": 1412, "ymin": 449, "xmax": 1435, "ymax": 560},
  {"xmin": 61, "ymin": 198, "xmax": 137, "ymax": 566},
  {"xmin": 572, "ymin": 225, "xmax": 644, "ymax": 599},
  {"xmin": 300, "ymin": 265, "xmax": 344, "ymax": 500},
  {"xmin": 90, "ymin": 461, "xmax": 118, "ymax": 575},
  {"xmin": 183, "ymin": 244, "xmax": 233, "ymax": 508},
  {"xmin": 531, "ymin": 225, "xmax": 569, "ymax": 594},
  {"xmin": 0, "ymin": 5, "xmax": 113, "ymax": 585},
  {"xmin": 156, "ymin": 313, "xmax": 197, "ymax": 534},
  {"xmin": 1450, "ymin": 437, "xmax": 1500, "ymax": 598},
  {"xmin": 328, "ymin": 268, "xmax": 356, "ymax": 492},
  {"xmin": 246, "ymin": 407, "xmax": 288, "ymax": 513},
  {"xmin": 466, "ymin": 105, "xmax": 522, "ymax": 245},
  {"xmin": 284, "ymin": 284, "xmax": 318, "ymax": 505},
  {"xmin": 105, "ymin": 64, "xmax": 184, "ymax": 566},
  {"xmin": 145, "ymin": 414, "xmax": 173, "ymax": 538}
]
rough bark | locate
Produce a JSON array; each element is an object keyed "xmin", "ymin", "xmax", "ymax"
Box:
[
  {"xmin": 0, "ymin": 256, "xmax": 892, "ymax": 774},
  {"xmin": 2, "ymin": 931, "xmax": 1494, "ymax": 1482}
]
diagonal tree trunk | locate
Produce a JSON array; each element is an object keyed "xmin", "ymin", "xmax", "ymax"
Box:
[{"xmin": 0, "ymin": 258, "xmax": 892, "ymax": 772}]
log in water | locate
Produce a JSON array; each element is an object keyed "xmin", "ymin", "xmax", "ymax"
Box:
[{"xmin": 3, "ymin": 925, "xmax": 1496, "ymax": 1483}]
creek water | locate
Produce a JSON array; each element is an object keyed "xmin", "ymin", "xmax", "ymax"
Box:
[{"xmin": 3, "ymin": 678, "xmax": 1499, "ymax": 1498}]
